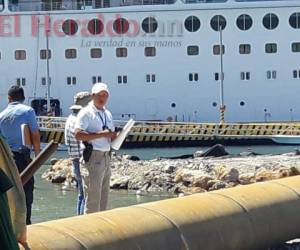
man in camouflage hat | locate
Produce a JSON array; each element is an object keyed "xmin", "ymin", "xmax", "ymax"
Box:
[{"xmin": 65, "ymin": 92, "xmax": 91, "ymax": 215}]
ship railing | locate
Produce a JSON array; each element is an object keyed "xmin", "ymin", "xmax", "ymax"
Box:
[
  {"xmin": 36, "ymin": 116, "xmax": 300, "ymax": 136},
  {"xmin": 37, "ymin": 116, "xmax": 67, "ymax": 132}
]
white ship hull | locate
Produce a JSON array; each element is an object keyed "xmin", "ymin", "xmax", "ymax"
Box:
[{"xmin": 0, "ymin": 0, "xmax": 299, "ymax": 123}]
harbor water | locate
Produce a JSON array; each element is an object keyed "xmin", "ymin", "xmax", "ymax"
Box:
[{"xmin": 32, "ymin": 145, "xmax": 299, "ymax": 223}]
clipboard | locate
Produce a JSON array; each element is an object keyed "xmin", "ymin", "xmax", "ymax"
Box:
[
  {"xmin": 21, "ymin": 124, "xmax": 32, "ymax": 147},
  {"xmin": 111, "ymin": 119, "xmax": 135, "ymax": 151}
]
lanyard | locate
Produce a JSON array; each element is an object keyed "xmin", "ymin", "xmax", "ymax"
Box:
[{"xmin": 97, "ymin": 111, "xmax": 107, "ymax": 129}]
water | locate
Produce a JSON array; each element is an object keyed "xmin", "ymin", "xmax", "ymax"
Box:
[
  {"xmin": 32, "ymin": 163, "xmax": 171, "ymax": 223},
  {"xmin": 32, "ymin": 145, "xmax": 298, "ymax": 224}
]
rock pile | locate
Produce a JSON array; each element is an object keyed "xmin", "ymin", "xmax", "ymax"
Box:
[{"xmin": 42, "ymin": 152, "xmax": 300, "ymax": 195}]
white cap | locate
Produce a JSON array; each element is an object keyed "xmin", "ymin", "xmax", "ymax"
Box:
[{"xmin": 91, "ymin": 82, "xmax": 109, "ymax": 95}]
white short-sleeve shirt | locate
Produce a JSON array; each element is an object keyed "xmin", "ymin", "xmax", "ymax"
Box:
[{"xmin": 75, "ymin": 103, "xmax": 114, "ymax": 152}]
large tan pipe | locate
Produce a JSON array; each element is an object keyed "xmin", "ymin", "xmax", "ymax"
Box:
[{"xmin": 26, "ymin": 176, "xmax": 300, "ymax": 250}]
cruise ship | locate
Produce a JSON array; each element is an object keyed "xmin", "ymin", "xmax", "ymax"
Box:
[{"xmin": 0, "ymin": 0, "xmax": 299, "ymax": 122}]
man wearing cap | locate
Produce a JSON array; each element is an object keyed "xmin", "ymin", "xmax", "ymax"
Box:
[
  {"xmin": 0, "ymin": 85, "xmax": 40, "ymax": 225},
  {"xmin": 65, "ymin": 92, "xmax": 91, "ymax": 215},
  {"xmin": 75, "ymin": 83, "xmax": 117, "ymax": 213}
]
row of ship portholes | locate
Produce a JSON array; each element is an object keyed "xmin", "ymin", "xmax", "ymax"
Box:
[
  {"xmin": 170, "ymin": 101, "xmax": 246, "ymax": 109},
  {"xmin": 61, "ymin": 12, "xmax": 300, "ymax": 36},
  {"xmin": 186, "ymin": 12, "xmax": 300, "ymax": 32},
  {"xmin": 62, "ymin": 17, "xmax": 158, "ymax": 35}
]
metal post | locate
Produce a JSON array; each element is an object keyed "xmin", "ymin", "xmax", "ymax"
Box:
[
  {"xmin": 46, "ymin": 17, "xmax": 51, "ymax": 114},
  {"xmin": 219, "ymin": 26, "xmax": 225, "ymax": 124}
]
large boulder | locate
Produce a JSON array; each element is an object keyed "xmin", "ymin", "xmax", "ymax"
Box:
[
  {"xmin": 219, "ymin": 168, "xmax": 240, "ymax": 183},
  {"xmin": 192, "ymin": 175, "xmax": 215, "ymax": 190},
  {"xmin": 163, "ymin": 165, "xmax": 177, "ymax": 174},
  {"xmin": 110, "ymin": 175, "xmax": 131, "ymax": 189},
  {"xmin": 255, "ymin": 168, "xmax": 274, "ymax": 182},
  {"xmin": 209, "ymin": 181, "xmax": 228, "ymax": 191},
  {"xmin": 174, "ymin": 169, "xmax": 203, "ymax": 185},
  {"xmin": 200, "ymin": 144, "xmax": 229, "ymax": 157},
  {"xmin": 239, "ymin": 173, "xmax": 255, "ymax": 185},
  {"xmin": 276, "ymin": 166, "xmax": 300, "ymax": 178}
]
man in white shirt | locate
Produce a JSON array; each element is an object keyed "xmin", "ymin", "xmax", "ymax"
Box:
[{"xmin": 75, "ymin": 83, "xmax": 117, "ymax": 213}]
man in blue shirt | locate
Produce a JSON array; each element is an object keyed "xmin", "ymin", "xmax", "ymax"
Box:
[{"xmin": 0, "ymin": 85, "xmax": 40, "ymax": 225}]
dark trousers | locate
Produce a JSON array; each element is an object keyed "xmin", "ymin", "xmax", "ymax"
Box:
[{"xmin": 12, "ymin": 151, "xmax": 34, "ymax": 225}]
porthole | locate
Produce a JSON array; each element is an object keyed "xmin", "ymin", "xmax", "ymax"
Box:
[
  {"xmin": 171, "ymin": 103, "xmax": 176, "ymax": 108},
  {"xmin": 212, "ymin": 102, "xmax": 217, "ymax": 107},
  {"xmin": 210, "ymin": 15, "xmax": 226, "ymax": 31},
  {"xmin": 62, "ymin": 19, "xmax": 78, "ymax": 36},
  {"xmin": 113, "ymin": 18, "xmax": 129, "ymax": 34},
  {"xmin": 289, "ymin": 13, "xmax": 300, "ymax": 29},
  {"xmin": 240, "ymin": 101, "xmax": 245, "ymax": 106},
  {"xmin": 262, "ymin": 13, "xmax": 279, "ymax": 30},
  {"xmin": 142, "ymin": 17, "xmax": 158, "ymax": 33},
  {"xmin": 88, "ymin": 19, "xmax": 104, "ymax": 35},
  {"xmin": 236, "ymin": 14, "xmax": 252, "ymax": 31},
  {"xmin": 184, "ymin": 16, "xmax": 200, "ymax": 32}
]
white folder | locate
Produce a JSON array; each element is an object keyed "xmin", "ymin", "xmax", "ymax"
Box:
[{"xmin": 111, "ymin": 119, "xmax": 135, "ymax": 151}]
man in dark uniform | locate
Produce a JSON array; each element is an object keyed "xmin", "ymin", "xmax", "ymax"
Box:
[
  {"xmin": 0, "ymin": 86, "xmax": 40, "ymax": 225},
  {"xmin": 0, "ymin": 168, "xmax": 19, "ymax": 250}
]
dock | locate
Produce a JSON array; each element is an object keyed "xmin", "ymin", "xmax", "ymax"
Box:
[{"xmin": 37, "ymin": 116, "xmax": 300, "ymax": 147}]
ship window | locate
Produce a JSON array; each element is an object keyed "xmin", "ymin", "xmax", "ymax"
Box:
[
  {"xmin": 41, "ymin": 77, "xmax": 52, "ymax": 86},
  {"xmin": 146, "ymin": 74, "xmax": 156, "ymax": 83},
  {"xmin": 90, "ymin": 48, "xmax": 102, "ymax": 58},
  {"xmin": 240, "ymin": 101, "xmax": 245, "ymax": 106},
  {"xmin": 40, "ymin": 49, "xmax": 51, "ymax": 59},
  {"xmin": 292, "ymin": 42, "xmax": 300, "ymax": 52},
  {"xmin": 262, "ymin": 13, "xmax": 279, "ymax": 30},
  {"xmin": 88, "ymin": 19, "xmax": 104, "ymax": 35},
  {"xmin": 184, "ymin": 16, "xmax": 200, "ymax": 32},
  {"xmin": 265, "ymin": 43, "xmax": 277, "ymax": 53},
  {"xmin": 15, "ymin": 50, "xmax": 26, "ymax": 60},
  {"xmin": 118, "ymin": 75, "xmax": 127, "ymax": 84},
  {"xmin": 65, "ymin": 49, "xmax": 77, "ymax": 59},
  {"xmin": 67, "ymin": 76, "xmax": 76, "ymax": 85},
  {"xmin": 62, "ymin": 20, "xmax": 78, "ymax": 36},
  {"xmin": 289, "ymin": 13, "xmax": 300, "ymax": 29},
  {"xmin": 92, "ymin": 76, "xmax": 102, "ymax": 84},
  {"xmin": 187, "ymin": 45, "xmax": 199, "ymax": 56},
  {"xmin": 241, "ymin": 72, "xmax": 250, "ymax": 81},
  {"xmin": 212, "ymin": 102, "xmax": 217, "ymax": 107},
  {"xmin": 145, "ymin": 47, "xmax": 156, "ymax": 57},
  {"xmin": 293, "ymin": 70, "xmax": 300, "ymax": 79},
  {"xmin": 116, "ymin": 48, "xmax": 128, "ymax": 57},
  {"xmin": 266, "ymin": 70, "xmax": 276, "ymax": 80},
  {"xmin": 171, "ymin": 103, "xmax": 176, "ymax": 108},
  {"xmin": 214, "ymin": 72, "xmax": 224, "ymax": 81},
  {"xmin": 239, "ymin": 44, "xmax": 251, "ymax": 54},
  {"xmin": 213, "ymin": 45, "xmax": 225, "ymax": 55},
  {"xmin": 236, "ymin": 14, "xmax": 252, "ymax": 31},
  {"xmin": 113, "ymin": 18, "xmax": 129, "ymax": 34},
  {"xmin": 210, "ymin": 15, "xmax": 226, "ymax": 31},
  {"xmin": 16, "ymin": 78, "xmax": 26, "ymax": 86},
  {"xmin": 142, "ymin": 17, "xmax": 158, "ymax": 33},
  {"xmin": 189, "ymin": 73, "xmax": 199, "ymax": 82},
  {"xmin": 215, "ymin": 73, "xmax": 219, "ymax": 81}
]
